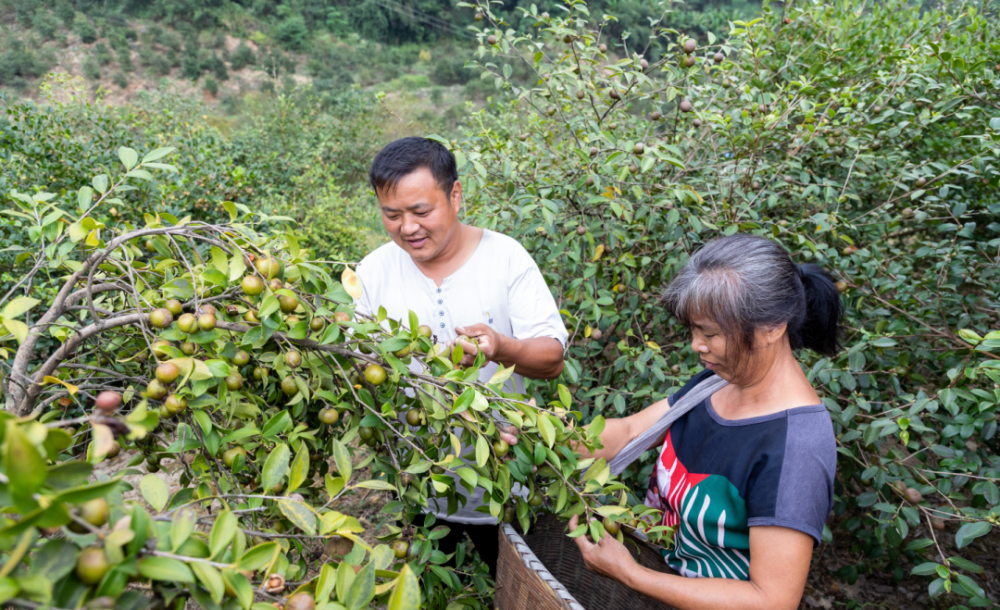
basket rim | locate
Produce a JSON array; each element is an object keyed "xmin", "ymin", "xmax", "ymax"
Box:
[{"xmin": 501, "ymin": 522, "xmax": 586, "ymax": 610}]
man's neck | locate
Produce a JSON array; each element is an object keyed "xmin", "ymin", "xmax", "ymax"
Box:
[{"xmin": 411, "ymin": 224, "xmax": 484, "ymax": 286}]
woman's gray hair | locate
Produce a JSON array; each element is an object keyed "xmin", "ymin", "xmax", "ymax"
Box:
[{"xmin": 662, "ymin": 234, "xmax": 842, "ymax": 371}]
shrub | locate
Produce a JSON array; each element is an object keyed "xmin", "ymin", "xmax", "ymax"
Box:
[
  {"xmin": 275, "ymin": 13, "xmax": 308, "ymax": 52},
  {"xmin": 206, "ymin": 52, "xmax": 228, "ymax": 80},
  {"xmin": 72, "ymin": 12, "xmax": 96, "ymax": 44},
  {"xmin": 112, "ymin": 71, "xmax": 128, "ymax": 88},
  {"xmin": 31, "ymin": 9, "xmax": 60, "ymax": 40},
  {"xmin": 459, "ymin": 0, "xmax": 1000, "ymax": 604},
  {"xmin": 116, "ymin": 44, "xmax": 134, "ymax": 72},
  {"xmin": 94, "ymin": 42, "xmax": 113, "ymax": 65},
  {"xmin": 229, "ymin": 40, "xmax": 255, "ymax": 70},
  {"xmin": 203, "ymin": 74, "xmax": 218, "ymax": 96},
  {"xmin": 431, "ymin": 52, "xmax": 475, "ymax": 86},
  {"xmin": 82, "ymin": 54, "xmax": 101, "ymax": 80},
  {"xmin": 54, "ymin": 0, "xmax": 74, "ymax": 25},
  {"xmin": 0, "ymin": 38, "xmax": 50, "ymax": 89}
]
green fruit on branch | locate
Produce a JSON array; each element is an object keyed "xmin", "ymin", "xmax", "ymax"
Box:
[
  {"xmin": 106, "ymin": 440, "xmax": 121, "ymax": 459},
  {"xmin": 146, "ymin": 379, "xmax": 168, "ymax": 400},
  {"xmin": 493, "ymin": 439, "xmax": 510, "ymax": 457},
  {"xmin": 603, "ymin": 517, "xmax": 621, "ymax": 536},
  {"xmin": 156, "ymin": 362, "xmax": 179, "ymax": 384},
  {"xmin": 69, "ymin": 497, "xmax": 109, "ymax": 533},
  {"xmin": 222, "ymin": 446, "xmax": 247, "ymax": 467},
  {"xmin": 164, "ymin": 394, "xmax": 187, "ymax": 414},
  {"xmin": 528, "ymin": 492, "xmax": 543, "ymax": 507},
  {"xmin": 405, "ymin": 409, "xmax": 422, "ymax": 426},
  {"xmin": 244, "ymin": 309, "xmax": 260, "ymax": 324},
  {"xmin": 417, "ymin": 324, "xmax": 433, "ymax": 338},
  {"xmin": 392, "ymin": 539, "xmax": 410, "ymax": 559},
  {"xmin": 334, "ymin": 311, "xmax": 351, "ymax": 324},
  {"xmin": 268, "ymin": 279, "xmax": 284, "ymax": 292},
  {"xmin": 256, "ymin": 257, "xmax": 280, "ymax": 279},
  {"xmin": 164, "ymin": 299, "xmax": 183, "ymax": 316},
  {"xmin": 225, "ymin": 374, "xmax": 243, "ymax": 391},
  {"xmin": 94, "ymin": 391, "xmax": 122, "ymax": 414},
  {"xmin": 359, "ymin": 426, "xmax": 375, "ymax": 441},
  {"xmin": 279, "ymin": 295, "xmax": 299, "ymax": 313},
  {"xmin": 177, "ymin": 313, "xmax": 197, "ymax": 333},
  {"xmin": 285, "ymin": 350, "xmax": 302, "ymax": 368},
  {"xmin": 310, "ymin": 317, "xmax": 326, "ymax": 332},
  {"xmin": 241, "ymin": 275, "xmax": 264, "ymax": 296},
  {"xmin": 364, "ymin": 364, "xmax": 387, "ymax": 385},
  {"xmin": 76, "ymin": 546, "xmax": 111, "ymax": 585},
  {"xmin": 253, "ymin": 366, "xmax": 266, "ymax": 380},
  {"xmin": 503, "ymin": 505, "xmax": 516, "ymax": 524},
  {"xmin": 319, "ymin": 408, "xmax": 339, "ymax": 425},
  {"xmin": 197, "ymin": 313, "xmax": 216, "ymax": 331},
  {"xmin": 683, "ymin": 39, "xmax": 697, "ymax": 54},
  {"xmin": 232, "ymin": 350, "xmax": 250, "ymax": 366},
  {"xmin": 180, "ymin": 341, "xmax": 197, "ymax": 355},
  {"xmin": 148, "ymin": 308, "xmax": 173, "ymax": 329},
  {"xmin": 286, "ymin": 315, "xmax": 301, "ymax": 326},
  {"xmin": 281, "ymin": 376, "xmax": 299, "ymax": 396}
]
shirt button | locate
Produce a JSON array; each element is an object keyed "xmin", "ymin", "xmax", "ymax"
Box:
[
  {"xmin": 437, "ymin": 299, "xmax": 442, "ymax": 304},
  {"xmin": 436, "ymin": 288, "xmax": 441, "ymax": 293},
  {"xmin": 439, "ymin": 323, "xmax": 445, "ymax": 328},
  {"xmin": 439, "ymin": 311, "xmax": 444, "ymax": 316}
]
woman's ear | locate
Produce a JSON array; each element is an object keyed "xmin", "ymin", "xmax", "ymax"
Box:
[{"xmin": 764, "ymin": 322, "xmax": 788, "ymax": 346}]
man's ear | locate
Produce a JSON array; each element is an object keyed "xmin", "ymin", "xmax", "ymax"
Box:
[{"xmin": 450, "ymin": 180, "xmax": 463, "ymax": 213}]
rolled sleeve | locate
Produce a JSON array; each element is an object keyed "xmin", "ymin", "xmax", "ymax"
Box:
[{"xmin": 507, "ymin": 250, "xmax": 568, "ymax": 346}]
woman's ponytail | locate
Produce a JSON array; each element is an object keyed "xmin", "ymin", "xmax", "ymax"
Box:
[{"xmin": 796, "ymin": 263, "xmax": 843, "ymax": 357}]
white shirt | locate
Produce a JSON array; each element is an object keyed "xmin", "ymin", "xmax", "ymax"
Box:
[{"xmin": 355, "ymin": 229, "xmax": 568, "ymax": 523}]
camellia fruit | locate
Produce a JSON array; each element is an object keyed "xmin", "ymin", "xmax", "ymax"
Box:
[
  {"xmin": 392, "ymin": 540, "xmax": 410, "ymax": 559},
  {"xmin": 197, "ymin": 314, "xmax": 216, "ymax": 331},
  {"xmin": 164, "ymin": 299, "xmax": 183, "ymax": 316},
  {"xmin": 76, "ymin": 547, "xmax": 111, "ymax": 585},
  {"xmin": 683, "ymin": 39, "xmax": 697, "ymax": 54},
  {"xmin": 146, "ymin": 379, "xmax": 168, "ymax": 400},
  {"xmin": 503, "ymin": 505, "xmax": 516, "ymax": 523},
  {"xmin": 405, "ymin": 409, "xmax": 422, "ymax": 426},
  {"xmin": 156, "ymin": 362, "xmax": 179, "ymax": 384},
  {"xmin": 310, "ymin": 317, "xmax": 326, "ymax": 332},
  {"xmin": 180, "ymin": 341, "xmax": 197, "ymax": 356},
  {"xmin": 242, "ymin": 275, "xmax": 264, "ymax": 296},
  {"xmin": 285, "ymin": 593, "xmax": 316, "ymax": 610},
  {"xmin": 364, "ymin": 364, "xmax": 387, "ymax": 386},
  {"xmin": 285, "ymin": 350, "xmax": 302, "ymax": 368},
  {"xmin": 319, "ymin": 408, "xmax": 339, "ymax": 425},
  {"xmin": 334, "ymin": 311, "xmax": 351, "ymax": 324},
  {"xmin": 603, "ymin": 517, "xmax": 621, "ymax": 536},
  {"xmin": 417, "ymin": 325, "xmax": 432, "ymax": 338},
  {"xmin": 279, "ymin": 295, "xmax": 299, "ymax": 313},
  {"xmin": 281, "ymin": 376, "xmax": 299, "ymax": 396},
  {"xmin": 148, "ymin": 308, "xmax": 173, "ymax": 329},
  {"xmin": 94, "ymin": 391, "xmax": 122, "ymax": 414},
  {"xmin": 222, "ymin": 446, "xmax": 247, "ymax": 467},
  {"xmin": 225, "ymin": 374, "xmax": 243, "ymax": 391},
  {"xmin": 70, "ymin": 497, "xmax": 109, "ymax": 532},
  {"xmin": 256, "ymin": 257, "xmax": 279, "ymax": 279},
  {"xmin": 151, "ymin": 340, "xmax": 172, "ymax": 360},
  {"xmin": 177, "ymin": 313, "xmax": 197, "ymax": 333},
  {"xmin": 493, "ymin": 439, "xmax": 510, "ymax": 457},
  {"xmin": 164, "ymin": 394, "xmax": 187, "ymax": 414},
  {"xmin": 106, "ymin": 440, "xmax": 121, "ymax": 459},
  {"xmin": 232, "ymin": 350, "xmax": 250, "ymax": 366}
]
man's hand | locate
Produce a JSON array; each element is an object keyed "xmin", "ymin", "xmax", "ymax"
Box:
[{"xmin": 452, "ymin": 324, "xmax": 503, "ymax": 367}]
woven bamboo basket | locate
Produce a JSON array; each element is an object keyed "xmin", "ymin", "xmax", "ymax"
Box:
[{"xmin": 495, "ymin": 514, "xmax": 676, "ymax": 610}]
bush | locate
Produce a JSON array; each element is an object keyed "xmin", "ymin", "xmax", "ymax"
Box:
[
  {"xmin": 0, "ymin": 38, "xmax": 50, "ymax": 89},
  {"xmin": 206, "ymin": 52, "xmax": 228, "ymax": 80},
  {"xmin": 275, "ymin": 13, "xmax": 308, "ymax": 52},
  {"xmin": 54, "ymin": 0, "xmax": 74, "ymax": 25},
  {"xmin": 112, "ymin": 71, "xmax": 128, "ymax": 88},
  {"xmin": 230, "ymin": 40, "xmax": 255, "ymax": 70},
  {"xmin": 72, "ymin": 11, "xmax": 96, "ymax": 43},
  {"xmin": 431, "ymin": 52, "xmax": 475, "ymax": 86},
  {"xmin": 94, "ymin": 42, "xmax": 113, "ymax": 65},
  {"xmin": 30, "ymin": 9, "xmax": 60, "ymax": 40},
  {"xmin": 203, "ymin": 74, "xmax": 218, "ymax": 96},
  {"xmin": 116, "ymin": 44, "xmax": 134, "ymax": 72},
  {"xmin": 459, "ymin": 0, "xmax": 1000, "ymax": 604},
  {"xmin": 82, "ymin": 54, "xmax": 101, "ymax": 80}
]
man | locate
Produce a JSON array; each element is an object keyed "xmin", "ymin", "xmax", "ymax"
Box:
[{"xmin": 355, "ymin": 136, "xmax": 568, "ymax": 575}]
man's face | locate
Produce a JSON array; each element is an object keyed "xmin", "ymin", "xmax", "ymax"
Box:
[{"xmin": 377, "ymin": 167, "xmax": 462, "ymax": 263}]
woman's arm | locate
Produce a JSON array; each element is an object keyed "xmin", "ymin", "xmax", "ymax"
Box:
[
  {"xmin": 579, "ymin": 396, "xmax": 673, "ymax": 460},
  {"xmin": 567, "ymin": 516, "xmax": 814, "ymax": 610}
]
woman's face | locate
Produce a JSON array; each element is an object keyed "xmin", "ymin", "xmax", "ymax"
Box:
[{"xmin": 689, "ymin": 316, "xmax": 731, "ymax": 377}]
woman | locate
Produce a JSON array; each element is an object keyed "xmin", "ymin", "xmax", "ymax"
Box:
[{"xmin": 567, "ymin": 234, "xmax": 840, "ymax": 610}]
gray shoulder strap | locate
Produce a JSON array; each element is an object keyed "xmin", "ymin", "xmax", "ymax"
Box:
[{"xmin": 607, "ymin": 375, "xmax": 728, "ymax": 476}]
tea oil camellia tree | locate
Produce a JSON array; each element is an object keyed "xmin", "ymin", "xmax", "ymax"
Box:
[
  {"xmin": 457, "ymin": 0, "xmax": 1000, "ymax": 604},
  {"xmin": 0, "ymin": 146, "xmax": 663, "ymax": 610}
]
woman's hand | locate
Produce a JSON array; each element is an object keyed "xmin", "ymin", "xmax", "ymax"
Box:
[{"xmin": 567, "ymin": 514, "xmax": 637, "ymax": 583}]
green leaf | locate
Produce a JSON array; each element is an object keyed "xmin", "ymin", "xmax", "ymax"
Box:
[
  {"xmin": 209, "ymin": 511, "xmax": 237, "ymax": 559},
  {"xmin": 222, "ymin": 570, "xmax": 253, "ymax": 610},
  {"xmin": 2, "ymin": 319, "xmax": 28, "ymax": 344},
  {"xmin": 170, "ymin": 508, "xmax": 197, "ymax": 552},
  {"xmin": 142, "ymin": 147, "xmax": 177, "ymax": 163},
  {"xmin": 6, "ymin": 422, "xmax": 46, "ymax": 499},
  {"xmin": 476, "ymin": 434, "xmax": 489, "ymax": 468},
  {"xmin": 278, "ymin": 498, "xmax": 316, "ymax": 535},
  {"xmin": 316, "ymin": 562, "xmax": 337, "ymax": 602},
  {"xmin": 955, "ymin": 522, "xmax": 992, "ymax": 549},
  {"xmin": 118, "ymin": 146, "xmax": 139, "ymax": 170},
  {"xmin": 332, "ymin": 438, "xmax": 352, "ymax": 481},
  {"xmin": 238, "ymin": 542, "xmax": 279, "ymax": 572},
  {"xmin": 557, "ymin": 384, "xmax": 572, "ymax": 409},
  {"xmin": 287, "ymin": 448, "xmax": 309, "ymax": 494},
  {"xmin": 261, "ymin": 443, "xmax": 290, "ymax": 493},
  {"xmin": 138, "ymin": 556, "xmax": 194, "ymax": 583},
  {"xmin": 1, "ymin": 297, "xmax": 39, "ymax": 320},
  {"xmin": 387, "ymin": 564, "xmax": 420, "ymax": 610},
  {"xmin": 92, "ymin": 174, "xmax": 108, "ymax": 193},
  {"xmin": 353, "ymin": 480, "xmax": 396, "ymax": 491},
  {"xmin": 346, "ymin": 561, "xmax": 375, "ymax": 610},
  {"xmin": 0, "ymin": 577, "xmax": 17, "ymax": 604},
  {"xmin": 192, "ymin": 562, "xmax": 224, "ymax": 604},
  {"xmin": 140, "ymin": 474, "xmax": 170, "ymax": 513},
  {"xmin": 537, "ymin": 415, "xmax": 555, "ymax": 448}
]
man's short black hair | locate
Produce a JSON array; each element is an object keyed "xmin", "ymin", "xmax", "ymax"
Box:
[{"xmin": 369, "ymin": 137, "xmax": 458, "ymax": 199}]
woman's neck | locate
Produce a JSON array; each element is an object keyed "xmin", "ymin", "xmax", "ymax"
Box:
[{"xmin": 713, "ymin": 347, "xmax": 819, "ymax": 420}]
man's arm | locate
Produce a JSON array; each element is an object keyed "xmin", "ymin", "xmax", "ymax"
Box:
[{"xmin": 453, "ymin": 324, "xmax": 564, "ymax": 379}]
